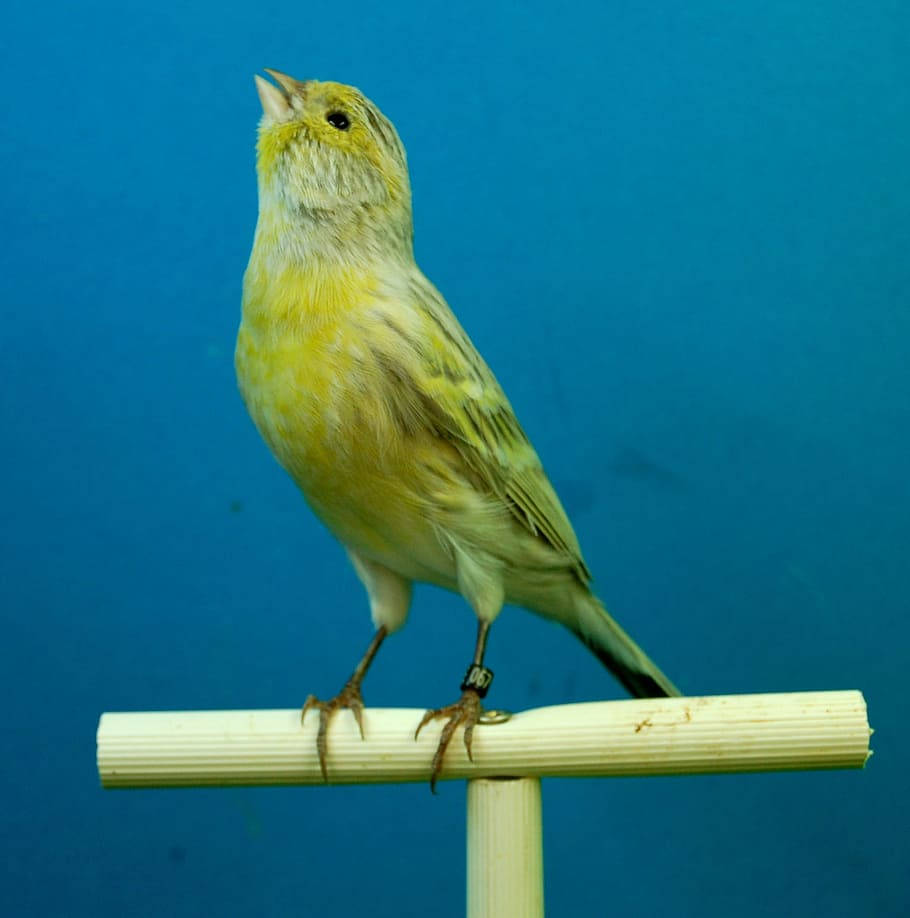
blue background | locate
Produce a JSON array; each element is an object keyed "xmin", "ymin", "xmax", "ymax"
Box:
[{"xmin": 2, "ymin": 1, "xmax": 908, "ymax": 915}]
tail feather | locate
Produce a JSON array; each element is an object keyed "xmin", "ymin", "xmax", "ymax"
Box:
[{"xmin": 572, "ymin": 593, "xmax": 680, "ymax": 698}]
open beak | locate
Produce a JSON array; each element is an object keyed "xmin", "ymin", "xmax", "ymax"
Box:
[{"xmin": 254, "ymin": 69, "xmax": 305, "ymax": 122}]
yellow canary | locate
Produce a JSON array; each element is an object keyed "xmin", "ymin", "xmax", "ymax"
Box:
[{"xmin": 236, "ymin": 69, "xmax": 679, "ymax": 788}]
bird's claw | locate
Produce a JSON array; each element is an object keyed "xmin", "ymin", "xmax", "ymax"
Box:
[
  {"xmin": 415, "ymin": 688, "xmax": 483, "ymax": 793},
  {"xmin": 301, "ymin": 679, "xmax": 366, "ymax": 781}
]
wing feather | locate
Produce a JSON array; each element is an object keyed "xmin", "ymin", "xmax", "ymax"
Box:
[{"xmin": 366, "ymin": 270, "xmax": 591, "ymax": 584}]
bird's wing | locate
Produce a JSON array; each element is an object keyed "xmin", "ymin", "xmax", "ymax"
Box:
[{"xmin": 366, "ymin": 270, "xmax": 591, "ymax": 584}]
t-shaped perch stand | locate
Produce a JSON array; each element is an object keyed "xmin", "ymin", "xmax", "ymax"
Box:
[{"xmin": 97, "ymin": 691, "xmax": 871, "ymax": 917}]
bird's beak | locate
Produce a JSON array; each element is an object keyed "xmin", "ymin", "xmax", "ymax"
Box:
[
  {"xmin": 264, "ymin": 69, "xmax": 306, "ymax": 95},
  {"xmin": 254, "ymin": 69, "xmax": 305, "ymax": 122}
]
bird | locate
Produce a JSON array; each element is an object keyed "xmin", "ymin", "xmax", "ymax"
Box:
[{"xmin": 236, "ymin": 69, "xmax": 680, "ymax": 791}]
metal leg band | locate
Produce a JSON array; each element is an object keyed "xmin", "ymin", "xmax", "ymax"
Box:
[{"xmin": 461, "ymin": 664, "xmax": 494, "ymax": 698}]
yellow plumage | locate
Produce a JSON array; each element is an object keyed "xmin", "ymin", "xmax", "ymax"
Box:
[{"xmin": 236, "ymin": 71, "xmax": 677, "ymax": 783}]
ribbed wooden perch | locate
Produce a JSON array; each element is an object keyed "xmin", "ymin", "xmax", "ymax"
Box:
[
  {"xmin": 97, "ymin": 690, "xmax": 871, "ymax": 918},
  {"xmin": 97, "ymin": 690, "xmax": 870, "ymax": 788}
]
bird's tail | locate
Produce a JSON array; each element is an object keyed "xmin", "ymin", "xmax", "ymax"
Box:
[{"xmin": 571, "ymin": 592, "xmax": 680, "ymax": 698}]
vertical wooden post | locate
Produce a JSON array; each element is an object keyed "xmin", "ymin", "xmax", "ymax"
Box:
[{"xmin": 467, "ymin": 777, "xmax": 544, "ymax": 918}]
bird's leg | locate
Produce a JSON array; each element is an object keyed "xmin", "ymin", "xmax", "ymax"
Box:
[
  {"xmin": 302, "ymin": 625, "xmax": 388, "ymax": 781},
  {"xmin": 415, "ymin": 620, "xmax": 493, "ymax": 792}
]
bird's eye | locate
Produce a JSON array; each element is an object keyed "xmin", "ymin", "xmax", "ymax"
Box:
[{"xmin": 326, "ymin": 111, "xmax": 351, "ymax": 130}]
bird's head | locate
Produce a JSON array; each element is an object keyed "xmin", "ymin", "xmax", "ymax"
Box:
[{"xmin": 253, "ymin": 71, "xmax": 411, "ymax": 232}]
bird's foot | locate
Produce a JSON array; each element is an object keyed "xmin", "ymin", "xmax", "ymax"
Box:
[
  {"xmin": 301, "ymin": 679, "xmax": 366, "ymax": 782},
  {"xmin": 415, "ymin": 688, "xmax": 483, "ymax": 793}
]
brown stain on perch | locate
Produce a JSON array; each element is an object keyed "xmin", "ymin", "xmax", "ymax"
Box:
[{"xmin": 635, "ymin": 707, "xmax": 692, "ymax": 732}]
